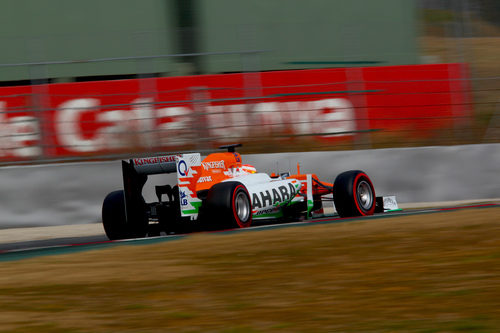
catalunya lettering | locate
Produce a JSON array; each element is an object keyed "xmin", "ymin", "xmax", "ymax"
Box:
[
  {"xmin": 0, "ymin": 64, "xmax": 467, "ymax": 160},
  {"xmin": 0, "ymin": 96, "xmax": 355, "ymax": 159},
  {"xmin": 54, "ymin": 97, "xmax": 354, "ymax": 153}
]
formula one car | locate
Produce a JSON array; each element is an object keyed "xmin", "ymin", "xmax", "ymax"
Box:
[{"xmin": 102, "ymin": 144, "xmax": 397, "ymax": 240}]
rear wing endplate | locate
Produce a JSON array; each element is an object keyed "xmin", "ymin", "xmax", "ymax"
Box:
[
  {"xmin": 123, "ymin": 153, "xmax": 202, "ymax": 221},
  {"xmin": 175, "ymin": 153, "xmax": 202, "ymax": 219}
]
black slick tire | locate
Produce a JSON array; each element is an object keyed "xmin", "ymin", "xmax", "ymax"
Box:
[
  {"xmin": 102, "ymin": 190, "xmax": 147, "ymax": 240},
  {"xmin": 205, "ymin": 182, "xmax": 252, "ymax": 229},
  {"xmin": 333, "ymin": 170, "xmax": 376, "ymax": 218}
]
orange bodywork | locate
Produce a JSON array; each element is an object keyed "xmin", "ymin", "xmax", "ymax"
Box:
[
  {"xmin": 194, "ymin": 151, "xmax": 333, "ymax": 197},
  {"xmin": 287, "ymin": 173, "xmax": 334, "ymax": 197},
  {"xmin": 195, "ymin": 152, "xmax": 244, "ymax": 192}
]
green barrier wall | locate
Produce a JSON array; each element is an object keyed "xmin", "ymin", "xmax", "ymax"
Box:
[
  {"xmin": 0, "ymin": 0, "xmax": 176, "ymax": 81},
  {"xmin": 0, "ymin": 0, "xmax": 418, "ymax": 81},
  {"xmin": 198, "ymin": 0, "xmax": 419, "ymax": 73}
]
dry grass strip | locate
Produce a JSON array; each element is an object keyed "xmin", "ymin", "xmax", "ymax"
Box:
[{"xmin": 0, "ymin": 207, "xmax": 499, "ymax": 332}]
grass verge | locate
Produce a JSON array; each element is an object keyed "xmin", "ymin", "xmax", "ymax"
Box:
[{"xmin": 0, "ymin": 207, "xmax": 499, "ymax": 332}]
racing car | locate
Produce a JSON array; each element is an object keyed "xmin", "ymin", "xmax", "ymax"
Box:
[{"xmin": 102, "ymin": 144, "xmax": 397, "ymax": 240}]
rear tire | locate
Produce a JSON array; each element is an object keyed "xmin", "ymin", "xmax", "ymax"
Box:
[
  {"xmin": 333, "ymin": 170, "xmax": 376, "ymax": 218},
  {"xmin": 206, "ymin": 182, "xmax": 252, "ymax": 229},
  {"xmin": 102, "ymin": 190, "xmax": 147, "ymax": 240}
]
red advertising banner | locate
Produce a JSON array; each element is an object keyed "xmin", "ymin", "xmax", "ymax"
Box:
[{"xmin": 0, "ymin": 63, "xmax": 469, "ymax": 161}]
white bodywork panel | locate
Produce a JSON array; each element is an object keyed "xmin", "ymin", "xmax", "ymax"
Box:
[
  {"xmin": 226, "ymin": 173, "xmax": 302, "ymax": 218},
  {"xmin": 382, "ymin": 195, "xmax": 399, "ymax": 211},
  {"xmin": 176, "ymin": 153, "xmax": 202, "ymax": 219},
  {"xmin": 173, "ymin": 154, "xmax": 305, "ymax": 220}
]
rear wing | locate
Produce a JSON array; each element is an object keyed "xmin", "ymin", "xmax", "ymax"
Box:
[
  {"xmin": 130, "ymin": 155, "xmax": 179, "ymax": 175},
  {"xmin": 122, "ymin": 153, "xmax": 202, "ymax": 221}
]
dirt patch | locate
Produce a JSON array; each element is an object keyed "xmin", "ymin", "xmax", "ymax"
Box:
[{"xmin": 0, "ymin": 207, "xmax": 499, "ymax": 332}]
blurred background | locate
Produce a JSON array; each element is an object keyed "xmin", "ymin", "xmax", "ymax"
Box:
[{"xmin": 0, "ymin": 0, "xmax": 499, "ymax": 164}]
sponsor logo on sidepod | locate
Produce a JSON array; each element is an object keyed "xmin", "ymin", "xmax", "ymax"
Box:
[{"xmin": 252, "ymin": 183, "xmax": 297, "ymax": 208}]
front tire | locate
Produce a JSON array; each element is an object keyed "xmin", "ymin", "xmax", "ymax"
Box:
[
  {"xmin": 205, "ymin": 182, "xmax": 252, "ymax": 229},
  {"xmin": 333, "ymin": 170, "xmax": 376, "ymax": 218}
]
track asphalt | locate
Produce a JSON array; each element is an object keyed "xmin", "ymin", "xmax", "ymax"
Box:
[{"xmin": 0, "ymin": 203, "xmax": 498, "ymax": 262}]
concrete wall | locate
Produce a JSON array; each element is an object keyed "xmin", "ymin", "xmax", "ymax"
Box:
[{"xmin": 0, "ymin": 144, "xmax": 498, "ymax": 228}]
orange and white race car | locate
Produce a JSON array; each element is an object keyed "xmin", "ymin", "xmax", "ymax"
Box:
[{"xmin": 102, "ymin": 144, "xmax": 397, "ymax": 240}]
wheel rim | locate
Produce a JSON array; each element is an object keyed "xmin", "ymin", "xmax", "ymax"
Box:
[
  {"xmin": 357, "ymin": 180, "xmax": 373, "ymax": 211},
  {"xmin": 235, "ymin": 191, "xmax": 250, "ymax": 222}
]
